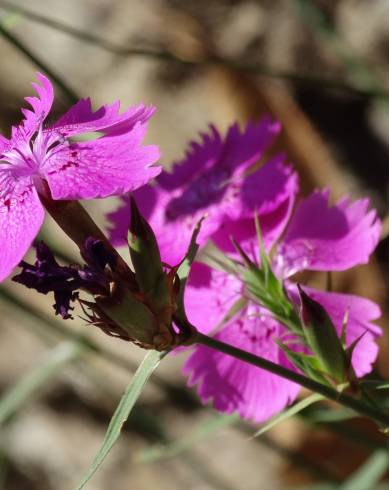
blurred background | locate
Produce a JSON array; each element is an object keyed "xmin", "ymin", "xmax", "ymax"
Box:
[{"xmin": 1, "ymin": 0, "xmax": 389, "ymax": 489}]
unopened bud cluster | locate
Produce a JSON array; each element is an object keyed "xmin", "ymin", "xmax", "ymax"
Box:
[{"xmin": 13, "ymin": 198, "xmax": 191, "ymax": 351}]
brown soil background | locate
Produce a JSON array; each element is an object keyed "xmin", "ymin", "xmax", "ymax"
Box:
[{"xmin": 1, "ymin": 1, "xmax": 389, "ymax": 489}]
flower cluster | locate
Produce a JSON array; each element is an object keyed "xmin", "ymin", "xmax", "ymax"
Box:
[
  {"xmin": 5, "ymin": 73, "xmax": 383, "ymax": 424},
  {"xmin": 108, "ymin": 121, "xmax": 382, "ymax": 422}
]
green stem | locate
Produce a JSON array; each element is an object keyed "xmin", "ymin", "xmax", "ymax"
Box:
[
  {"xmin": 194, "ymin": 331, "xmax": 389, "ymax": 427},
  {"xmin": 0, "ymin": 22, "xmax": 78, "ymax": 103},
  {"xmin": 1, "ymin": 1, "xmax": 389, "ymax": 101}
]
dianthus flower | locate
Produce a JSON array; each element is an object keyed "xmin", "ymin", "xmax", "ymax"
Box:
[
  {"xmin": 107, "ymin": 118, "xmax": 295, "ymax": 264},
  {"xmin": 183, "ymin": 190, "xmax": 381, "ymax": 422},
  {"xmin": 108, "ymin": 120, "xmax": 382, "ymax": 423},
  {"xmin": 0, "ymin": 72, "xmax": 160, "ymax": 281}
]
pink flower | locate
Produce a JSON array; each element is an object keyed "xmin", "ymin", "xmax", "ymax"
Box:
[
  {"xmin": 0, "ymin": 73, "xmax": 160, "ymax": 281},
  {"xmin": 107, "ymin": 118, "xmax": 295, "ymax": 264},
  {"xmin": 107, "ymin": 118, "xmax": 382, "ymax": 422},
  {"xmin": 184, "ymin": 190, "xmax": 381, "ymax": 422}
]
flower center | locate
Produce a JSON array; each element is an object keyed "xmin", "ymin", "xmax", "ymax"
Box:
[{"xmin": 0, "ymin": 125, "xmax": 66, "ymax": 178}]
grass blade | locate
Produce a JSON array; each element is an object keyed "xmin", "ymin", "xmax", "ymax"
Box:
[
  {"xmin": 0, "ymin": 341, "xmax": 83, "ymax": 425},
  {"xmin": 0, "ymin": 21, "xmax": 77, "ymax": 103},
  {"xmin": 253, "ymin": 393, "xmax": 324, "ymax": 438},
  {"xmin": 75, "ymin": 350, "xmax": 165, "ymax": 490},
  {"xmin": 139, "ymin": 413, "xmax": 238, "ymax": 463},
  {"xmin": 302, "ymin": 405, "xmax": 356, "ymax": 424},
  {"xmin": 340, "ymin": 450, "xmax": 389, "ymax": 490}
]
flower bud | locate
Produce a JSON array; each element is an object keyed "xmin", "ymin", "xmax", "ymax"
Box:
[
  {"xmin": 297, "ymin": 284, "xmax": 348, "ymax": 383},
  {"xmin": 128, "ymin": 197, "xmax": 163, "ymax": 285},
  {"xmin": 13, "ymin": 238, "xmax": 180, "ymax": 350},
  {"xmin": 95, "ymin": 282, "xmax": 174, "ymax": 350},
  {"xmin": 128, "ymin": 196, "xmax": 174, "ymax": 320}
]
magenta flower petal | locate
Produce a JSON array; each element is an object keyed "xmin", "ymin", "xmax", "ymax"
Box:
[
  {"xmin": 107, "ymin": 185, "xmax": 221, "ymax": 264},
  {"xmin": 0, "ymin": 72, "xmax": 160, "ymax": 281},
  {"xmin": 0, "ymin": 183, "xmax": 44, "ymax": 281},
  {"xmin": 107, "ymin": 119, "xmax": 286, "ymax": 263},
  {"xmin": 288, "ymin": 285, "xmax": 381, "ymax": 377},
  {"xmin": 52, "ymin": 99, "xmax": 155, "ymax": 137},
  {"xmin": 158, "ymin": 119, "xmax": 281, "ymax": 221},
  {"xmin": 211, "ymin": 156, "xmax": 299, "ymax": 254},
  {"xmin": 21, "ymin": 72, "xmax": 54, "ymax": 136},
  {"xmin": 183, "ymin": 262, "xmax": 300, "ymax": 422},
  {"xmin": 184, "ymin": 310, "xmax": 300, "ymax": 422},
  {"xmin": 158, "ymin": 118, "xmax": 281, "ymax": 190},
  {"xmin": 211, "ymin": 201, "xmax": 294, "ymax": 257},
  {"xmin": 185, "ymin": 263, "xmax": 242, "ymax": 334},
  {"xmin": 239, "ymin": 155, "xmax": 298, "ymax": 218},
  {"xmin": 277, "ymin": 190, "xmax": 381, "ymax": 276},
  {"xmin": 0, "ymin": 135, "xmax": 9, "ymax": 154},
  {"xmin": 42, "ymin": 123, "xmax": 160, "ymax": 200}
]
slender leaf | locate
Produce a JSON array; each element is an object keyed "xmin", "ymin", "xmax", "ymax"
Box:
[
  {"xmin": 0, "ymin": 21, "xmax": 77, "ymax": 103},
  {"xmin": 139, "ymin": 413, "xmax": 238, "ymax": 463},
  {"xmin": 253, "ymin": 393, "xmax": 324, "ymax": 438},
  {"xmin": 0, "ymin": 341, "xmax": 83, "ymax": 425},
  {"xmin": 303, "ymin": 406, "xmax": 356, "ymax": 424},
  {"xmin": 76, "ymin": 350, "xmax": 165, "ymax": 490},
  {"xmin": 292, "ymin": 0, "xmax": 383, "ymax": 99},
  {"xmin": 360, "ymin": 380, "xmax": 389, "ymax": 392},
  {"xmin": 340, "ymin": 450, "xmax": 389, "ymax": 490},
  {"xmin": 0, "ymin": 11, "xmax": 21, "ymax": 29},
  {"xmin": 176, "ymin": 217, "xmax": 204, "ymax": 321},
  {"xmin": 0, "ymin": 450, "xmax": 8, "ymax": 489}
]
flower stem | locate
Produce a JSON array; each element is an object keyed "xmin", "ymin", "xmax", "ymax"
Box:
[
  {"xmin": 194, "ymin": 331, "xmax": 389, "ymax": 427},
  {"xmin": 0, "ymin": 23, "xmax": 78, "ymax": 104}
]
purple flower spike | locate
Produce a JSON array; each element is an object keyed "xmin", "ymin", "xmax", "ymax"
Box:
[
  {"xmin": 0, "ymin": 73, "xmax": 160, "ymax": 281},
  {"xmin": 107, "ymin": 118, "xmax": 286, "ymax": 264}
]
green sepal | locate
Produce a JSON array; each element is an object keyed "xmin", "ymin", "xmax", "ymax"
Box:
[
  {"xmin": 175, "ymin": 216, "xmax": 204, "ymax": 321},
  {"xmin": 298, "ymin": 285, "xmax": 348, "ymax": 384},
  {"xmin": 127, "ymin": 196, "xmax": 170, "ymax": 312},
  {"xmin": 230, "ymin": 227, "xmax": 293, "ymax": 321},
  {"xmin": 253, "ymin": 393, "xmax": 324, "ymax": 438},
  {"xmin": 276, "ymin": 339, "xmax": 330, "ymax": 385},
  {"xmin": 128, "ymin": 197, "xmax": 164, "ymax": 288},
  {"xmin": 96, "ymin": 283, "xmax": 157, "ymax": 346}
]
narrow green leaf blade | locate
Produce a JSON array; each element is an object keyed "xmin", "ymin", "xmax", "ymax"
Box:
[
  {"xmin": 302, "ymin": 406, "xmax": 356, "ymax": 423},
  {"xmin": 176, "ymin": 217, "xmax": 204, "ymax": 321},
  {"xmin": 360, "ymin": 380, "xmax": 389, "ymax": 391},
  {"xmin": 0, "ymin": 341, "xmax": 83, "ymax": 425},
  {"xmin": 139, "ymin": 413, "xmax": 238, "ymax": 463},
  {"xmin": 253, "ymin": 393, "xmax": 324, "ymax": 438},
  {"xmin": 177, "ymin": 217, "xmax": 204, "ymax": 282},
  {"xmin": 340, "ymin": 449, "xmax": 389, "ymax": 490},
  {"xmin": 76, "ymin": 350, "xmax": 164, "ymax": 490}
]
